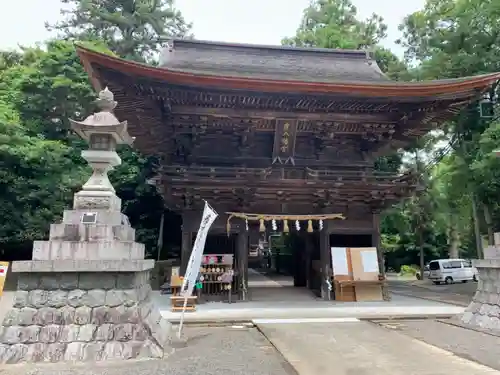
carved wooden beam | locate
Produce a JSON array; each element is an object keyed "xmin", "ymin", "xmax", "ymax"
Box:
[{"xmin": 171, "ymin": 105, "xmax": 398, "ymax": 123}]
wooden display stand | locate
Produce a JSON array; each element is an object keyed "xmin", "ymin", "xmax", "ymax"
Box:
[
  {"xmin": 331, "ymin": 247, "xmax": 356, "ymax": 302},
  {"xmin": 170, "ymin": 269, "xmax": 182, "ymax": 296},
  {"xmin": 199, "ymin": 254, "xmax": 235, "ymax": 300},
  {"xmin": 331, "ymin": 247, "xmax": 384, "ymax": 302},
  {"xmin": 170, "ymin": 295, "xmax": 198, "ymax": 312},
  {"xmin": 350, "ymin": 247, "xmax": 384, "ymax": 301},
  {"xmin": 168, "ymin": 266, "xmax": 198, "ymax": 312}
]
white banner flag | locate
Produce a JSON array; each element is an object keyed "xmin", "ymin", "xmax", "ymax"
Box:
[{"xmin": 181, "ymin": 201, "xmax": 218, "ymax": 297}]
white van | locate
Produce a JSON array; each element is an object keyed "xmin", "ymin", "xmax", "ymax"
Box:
[{"xmin": 428, "ymin": 258, "xmax": 478, "ymax": 284}]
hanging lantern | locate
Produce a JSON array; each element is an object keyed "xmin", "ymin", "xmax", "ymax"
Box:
[
  {"xmin": 319, "ymin": 219, "xmax": 324, "ymax": 231},
  {"xmin": 307, "ymin": 220, "xmax": 313, "ymax": 233},
  {"xmin": 295, "ymin": 220, "xmax": 300, "ymax": 231},
  {"xmin": 272, "ymin": 219, "xmax": 277, "ymax": 232},
  {"xmin": 283, "ymin": 219, "xmax": 289, "ymax": 233},
  {"xmin": 245, "ymin": 218, "xmax": 249, "ymax": 231},
  {"xmin": 479, "ymin": 95, "xmax": 494, "ymax": 118},
  {"xmin": 259, "ymin": 218, "xmax": 266, "ymax": 232}
]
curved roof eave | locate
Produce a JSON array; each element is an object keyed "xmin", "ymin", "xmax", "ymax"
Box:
[{"xmin": 76, "ymin": 46, "xmax": 500, "ymax": 98}]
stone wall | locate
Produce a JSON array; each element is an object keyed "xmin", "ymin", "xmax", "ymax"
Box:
[
  {"xmin": 0, "ymin": 271, "xmax": 171, "ymax": 363},
  {"xmin": 460, "ymin": 261, "xmax": 500, "ymax": 330}
]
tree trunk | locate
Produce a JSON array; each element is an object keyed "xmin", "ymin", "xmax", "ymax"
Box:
[
  {"xmin": 448, "ymin": 221, "xmax": 460, "ymax": 258},
  {"xmin": 471, "ymin": 194, "xmax": 483, "ymax": 258},
  {"xmin": 483, "ymin": 203, "xmax": 494, "ymax": 246},
  {"xmin": 419, "ymin": 226, "xmax": 425, "ymax": 278}
]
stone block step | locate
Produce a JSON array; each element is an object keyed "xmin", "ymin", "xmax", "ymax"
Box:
[
  {"xmin": 33, "ymin": 240, "xmax": 145, "ymax": 261},
  {"xmin": 49, "ymin": 223, "xmax": 135, "ymax": 242}
]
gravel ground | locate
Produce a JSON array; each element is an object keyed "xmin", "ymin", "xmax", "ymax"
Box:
[
  {"xmin": 374, "ymin": 319, "xmax": 500, "ymax": 371},
  {"xmin": 0, "ymin": 326, "xmax": 294, "ymax": 375}
]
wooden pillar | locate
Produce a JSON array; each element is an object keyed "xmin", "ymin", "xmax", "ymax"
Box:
[
  {"xmin": 236, "ymin": 231, "xmax": 249, "ymax": 300},
  {"xmin": 372, "ymin": 210, "xmax": 390, "ymax": 301},
  {"xmin": 372, "ymin": 212, "xmax": 383, "ymax": 274},
  {"xmin": 319, "ymin": 228, "xmax": 331, "ymax": 300},
  {"xmin": 180, "ymin": 230, "xmax": 192, "ymax": 276},
  {"xmin": 293, "ymin": 234, "xmax": 306, "ymax": 287},
  {"xmin": 249, "ymin": 228, "xmax": 260, "ymax": 247},
  {"xmin": 305, "ymin": 234, "xmax": 313, "ymax": 289}
]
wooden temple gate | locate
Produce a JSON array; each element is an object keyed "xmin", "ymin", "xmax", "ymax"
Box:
[{"xmin": 77, "ymin": 39, "xmax": 500, "ymax": 301}]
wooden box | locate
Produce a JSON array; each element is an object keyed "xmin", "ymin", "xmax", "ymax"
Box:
[{"xmin": 334, "ymin": 282, "xmax": 356, "ymax": 302}]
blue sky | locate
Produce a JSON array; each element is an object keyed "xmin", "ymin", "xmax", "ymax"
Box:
[{"xmin": 0, "ymin": 0, "xmax": 425, "ymax": 57}]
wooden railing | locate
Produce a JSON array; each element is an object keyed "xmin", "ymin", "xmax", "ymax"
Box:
[
  {"xmin": 161, "ymin": 165, "xmax": 272, "ymax": 179},
  {"xmin": 160, "ymin": 165, "xmax": 416, "ymax": 185},
  {"xmin": 305, "ymin": 167, "xmax": 415, "ymax": 183}
]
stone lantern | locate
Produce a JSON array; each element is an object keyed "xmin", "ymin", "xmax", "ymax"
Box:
[
  {"xmin": 70, "ymin": 87, "xmax": 134, "ymax": 211},
  {"xmin": 0, "ymin": 89, "xmax": 172, "ymax": 364}
]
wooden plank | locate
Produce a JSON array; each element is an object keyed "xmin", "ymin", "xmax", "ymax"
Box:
[{"xmin": 350, "ymin": 247, "xmax": 380, "ymax": 281}]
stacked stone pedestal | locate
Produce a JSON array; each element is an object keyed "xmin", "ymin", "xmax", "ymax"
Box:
[
  {"xmin": 0, "ymin": 207, "xmax": 172, "ymax": 363},
  {"xmin": 460, "ymin": 246, "xmax": 500, "ymax": 330}
]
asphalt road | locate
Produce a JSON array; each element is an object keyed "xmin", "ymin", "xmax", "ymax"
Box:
[
  {"xmin": 388, "ymin": 279, "xmax": 477, "ymax": 306},
  {"xmin": 258, "ymin": 320, "xmax": 500, "ymax": 375},
  {"xmin": 381, "ymin": 319, "xmax": 500, "ymax": 371}
]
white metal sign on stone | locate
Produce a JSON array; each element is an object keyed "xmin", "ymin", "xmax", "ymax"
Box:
[{"xmin": 181, "ymin": 201, "xmax": 218, "ymax": 297}]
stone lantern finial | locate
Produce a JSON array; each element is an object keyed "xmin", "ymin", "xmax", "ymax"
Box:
[
  {"xmin": 96, "ymin": 87, "xmax": 117, "ymax": 112},
  {"xmin": 69, "ymin": 88, "xmax": 133, "ymax": 211}
]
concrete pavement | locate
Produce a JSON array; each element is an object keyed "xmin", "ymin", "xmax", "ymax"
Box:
[
  {"xmin": 0, "ymin": 326, "xmax": 292, "ymax": 375},
  {"xmin": 256, "ymin": 320, "xmax": 500, "ymax": 375},
  {"xmin": 159, "ymin": 270, "xmax": 466, "ymax": 323},
  {"xmin": 159, "ymin": 296, "xmax": 464, "ymax": 323}
]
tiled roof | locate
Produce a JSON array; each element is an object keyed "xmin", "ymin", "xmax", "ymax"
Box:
[{"xmin": 159, "ymin": 39, "xmax": 389, "ymax": 83}]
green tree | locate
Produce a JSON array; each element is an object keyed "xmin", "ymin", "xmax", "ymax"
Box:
[
  {"xmin": 0, "ymin": 51, "xmax": 23, "ymax": 71},
  {"xmin": 397, "ymin": 0, "xmax": 500, "ymax": 258},
  {"xmin": 0, "ymin": 99, "xmax": 84, "ymax": 252},
  {"xmin": 282, "ymin": 0, "xmax": 411, "ymax": 80},
  {"xmin": 398, "ymin": 0, "xmax": 500, "ymax": 77},
  {"xmin": 282, "ymin": 0, "xmax": 387, "ymax": 49},
  {"xmin": 0, "ymin": 40, "xmax": 112, "ymax": 141},
  {"xmin": 0, "ymin": 39, "xmax": 167, "ymax": 258},
  {"xmin": 47, "ymin": 0, "xmax": 192, "ymax": 61}
]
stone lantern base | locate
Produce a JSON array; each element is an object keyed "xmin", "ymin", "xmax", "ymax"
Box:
[
  {"xmin": 459, "ymin": 257, "xmax": 500, "ymax": 330},
  {"xmin": 0, "ymin": 206, "xmax": 173, "ymax": 363}
]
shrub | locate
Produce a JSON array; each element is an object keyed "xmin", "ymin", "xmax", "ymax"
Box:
[{"xmin": 399, "ymin": 264, "xmax": 420, "ymax": 276}]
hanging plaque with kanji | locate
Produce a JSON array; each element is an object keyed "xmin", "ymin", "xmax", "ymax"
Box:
[{"xmin": 272, "ymin": 119, "xmax": 297, "ymax": 165}]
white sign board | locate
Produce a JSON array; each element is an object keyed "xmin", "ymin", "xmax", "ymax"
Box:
[
  {"xmin": 181, "ymin": 201, "xmax": 218, "ymax": 297},
  {"xmin": 331, "ymin": 247, "xmax": 349, "ymax": 276},
  {"xmin": 360, "ymin": 249, "xmax": 379, "ymax": 273}
]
